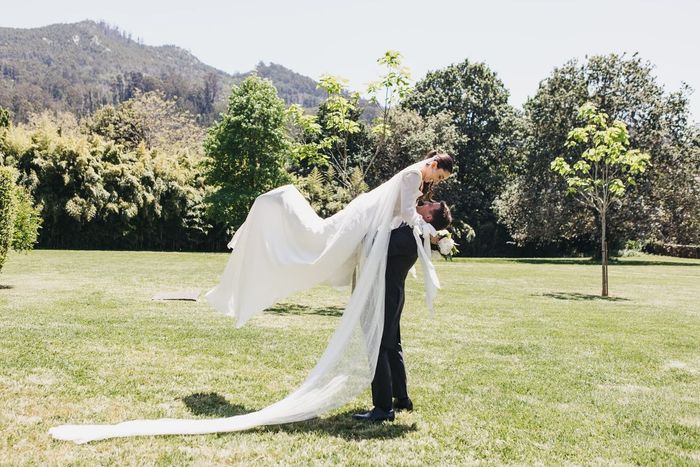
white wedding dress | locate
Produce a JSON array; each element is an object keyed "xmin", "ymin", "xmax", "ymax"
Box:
[{"xmin": 49, "ymin": 160, "xmax": 440, "ymax": 443}]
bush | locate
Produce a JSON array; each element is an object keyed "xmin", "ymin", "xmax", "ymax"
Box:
[
  {"xmin": 0, "ymin": 167, "xmax": 17, "ymax": 273},
  {"xmin": 3, "ymin": 109, "xmax": 216, "ymax": 251},
  {"xmin": 618, "ymin": 239, "xmax": 645, "ymax": 257},
  {"xmin": 643, "ymin": 242, "xmax": 700, "ymax": 259},
  {"xmin": 12, "ymin": 186, "xmax": 41, "ymax": 252}
]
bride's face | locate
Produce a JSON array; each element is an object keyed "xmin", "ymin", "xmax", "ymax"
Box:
[{"xmin": 422, "ymin": 160, "xmax": 450, "ymax": 184}]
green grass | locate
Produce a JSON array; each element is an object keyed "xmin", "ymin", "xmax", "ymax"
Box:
[{"xmin": 1, "ymin": 250, "xmax": 699, "ymax": 465}]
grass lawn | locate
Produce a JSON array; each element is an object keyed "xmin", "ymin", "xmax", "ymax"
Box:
[{"xmin": 1, "ymin": 250, "xmax": 699, "ymax": 465}]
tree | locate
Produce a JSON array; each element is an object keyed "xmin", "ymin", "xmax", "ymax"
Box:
[
  {"xmin": 0, "ymin": 106, "xmax": 9, "ymax": 129},
  {"xmin": 364, "ymin": 108, "xmax": 460, "ymax": 188},
  {"xmin": 404, "ymin": 59, "xmax": 524, "ymax": 255},
  {"xmin": 551, "ymin": 103, "xmax": 650, "ymax": 296},
  {"xmin": 495, "ymin": 54, "xmax": 699, "ymax": 253},
  {"xmin": 366, "ymin": 51, "xmax": 412, "ymax": 167},
  {"xmin": 0, "ymin": 108, "xmax": 44, "ymax": 254},
  {"xmin": 11, "ymin": 186, "xmax": 42, "ymax": 252},
  {"xmin": 0, "ymin": 106, "xmax": 10, "ymax": 165},
  {"xmin": 298, "ymin": 52, "xmax": 414, "ymax": 212},
  {"xmin": 87, "ymin": 90, "xmax": 205, "ymax": 153},
  {"xmin": 292, "ymin": 165, "xmax": 354, "ymax": 218},
  {"xmin": 285, "ymin": 103, "xmax": 326, "ymax": 173},
  {"xmin": 315, "ymin": 75, "xmax": 369, "ymax": 199},
  {"xmin": 0, "ymin": 167, "xmax": 17, "ymax": 274},
  {"xmin": 203, "ymin": 75, "xmax": 291, "ymax": 231},
  {"xmin": 4, "ymin": 109, "xmax": 213, "ymax": 251}
]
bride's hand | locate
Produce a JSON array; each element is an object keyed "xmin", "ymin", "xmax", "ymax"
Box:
[{"xmin": 420, "ymin": 221, "xmax": 437, "ymax": 238}]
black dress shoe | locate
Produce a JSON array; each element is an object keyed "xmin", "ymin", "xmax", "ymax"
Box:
[
  {"xmin": 352, "ymin": 407, "xmax": 395, "ymax": 422},
  {"xmin": 393, "ymin": 397, "xmax": 413, "ymax": 412}
]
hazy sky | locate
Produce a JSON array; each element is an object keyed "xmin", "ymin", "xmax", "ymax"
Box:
[{"xmin": 4, "ymin": 0, "xmax": 699, "ymax": 120}]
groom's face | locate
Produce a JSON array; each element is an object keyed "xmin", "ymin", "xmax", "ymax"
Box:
[{"xmin": 417, "ymin": 201, "xmax": 440, "ymax": 223}]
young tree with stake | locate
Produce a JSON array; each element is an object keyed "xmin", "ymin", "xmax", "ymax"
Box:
[{"xmin": 551, "ymin": 103, "xmax": 650, "ymax": 296}]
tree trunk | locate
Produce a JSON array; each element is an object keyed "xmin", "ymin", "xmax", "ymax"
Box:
[{"xmin": 601, "ymin": 210, "xmax": 609, "ymax": 297}]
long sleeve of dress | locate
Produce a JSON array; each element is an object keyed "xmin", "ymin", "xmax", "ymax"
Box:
[
  {"xmin": 399, "ymin": 170, "xmax": 425, "ymax": 228},
  {"xmin": 399, "ymin": 170, "xmax": 437, "ymax": 237}
]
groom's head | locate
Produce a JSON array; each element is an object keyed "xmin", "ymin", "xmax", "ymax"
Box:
[{"xmin": 417, "ymin": 201, "xmax": 452, "ymax": 231}]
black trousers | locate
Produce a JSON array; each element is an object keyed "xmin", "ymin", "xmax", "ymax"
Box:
[{"xmin": 371, "ymin": 225, "xmax": 418, "ymax": 411}]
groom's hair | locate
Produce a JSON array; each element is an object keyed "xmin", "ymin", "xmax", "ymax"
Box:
[{"xmin": 429, "ymin": 201, "xmax": 452, "ymax": 231}]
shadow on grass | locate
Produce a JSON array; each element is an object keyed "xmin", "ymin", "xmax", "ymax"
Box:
[
  {"xmin": 259, "ymin": 409, "xmax": 418, "ymax": 440},
  {"xmin": 266, "ymin": 303, "xmax": 344, "ymax": 317},
  {"xmin": 508, "ymin": 258, "xmax": 699, "ymax": 267},
  {"xmin": 182, "ymin": 392, "xmax": 250, "ymax": 417},
  {"xmin": 540, "ymin": 292, "xmax": 630, "ymax": 302},
  {"xmin": 182, "ymin": 392, "xmax": 416, "ymax": 440}
]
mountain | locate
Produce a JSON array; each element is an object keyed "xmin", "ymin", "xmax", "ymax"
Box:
[
  {"xmin": 253, "ymin": 62, "xmax": 328, "ymax": 110},
  {"xmin": 0, "ymin": 20, "xmax": 329, "ymax": 123}
]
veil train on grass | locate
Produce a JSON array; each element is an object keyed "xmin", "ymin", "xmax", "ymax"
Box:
[{"xmin": 50, "ymin": 161, "xmax": 439, "ymax": 443}]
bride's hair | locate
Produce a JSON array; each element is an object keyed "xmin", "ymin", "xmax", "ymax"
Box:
[
  {"xmin": 425, "ymin": 149, "xmax": 453, "ymax": 173},
  {"xmin": 421, "ymin": 150, "xmax": 454, "ymax": 200}
]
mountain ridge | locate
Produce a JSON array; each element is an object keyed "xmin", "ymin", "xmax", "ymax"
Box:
[{"xmin": 0, "ymin": 20, "xmax": 329, "ymax": 122}]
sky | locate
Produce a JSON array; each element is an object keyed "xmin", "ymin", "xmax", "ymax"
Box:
[{"xmin": 3, "ymin": 0, "xmax": 700, "ymax": 121}]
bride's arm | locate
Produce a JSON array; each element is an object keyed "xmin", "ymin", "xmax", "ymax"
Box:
[
  {"xmin": 399, "ymin": 171, "xmax": 424, "ymax": 228},
  {"xmin": 399, "ymin": 171, "xmax": 437, "ymax": 238}
]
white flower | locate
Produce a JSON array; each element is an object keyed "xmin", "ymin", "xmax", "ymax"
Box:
[
  {"xmin": 438, "ymin": 237, "xmax": 455, "ymax": 256},
  {"xmin": 435, "ymin": 229, "xmax": 450, "ymax": 239}
]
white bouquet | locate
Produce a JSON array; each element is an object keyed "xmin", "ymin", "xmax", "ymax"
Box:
[{"xmin": 435, "ymin": 230, "xmax": 459, "ymax": 260}]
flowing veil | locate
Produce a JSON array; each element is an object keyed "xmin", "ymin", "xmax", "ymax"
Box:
[{"xmin": 49, "ymin": 161, "xmax": 440, "ymax": 443}]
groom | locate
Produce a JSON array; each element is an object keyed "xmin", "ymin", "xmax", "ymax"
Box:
[{"xmin": 353, "ymin": 200, "xmax": 452, "ymax": 422}]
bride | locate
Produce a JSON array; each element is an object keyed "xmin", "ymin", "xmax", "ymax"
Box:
[{"xmin": 50, "ymin": 150, "xmax": 454, "ymax": 443}]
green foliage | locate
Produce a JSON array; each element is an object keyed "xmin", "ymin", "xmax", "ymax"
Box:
[
  {"xmin": 550, "ymin": 102, "xmax": 651, "ymax": 295},
  {"xmin": 367, "ymin": 51, "xmax": 412, "ymax": 143},
  {"xmin": 203, "ymin": 75, "xmax": 292, "ymax": 230},
  {"xmin": 364, "ymin": 107, "xmax": 459, "ymax": 186},
  {"xmin": 86, "ymin": 90, "xmax": 205, "ymax": 153},
  {"xmin": 619, "ymin": 239, "xmax": 645, "ymax": 257},
  {"xmin": 404, "ymin": 59, "xmax": 524, "ymax": 255},
  {"xmin": 2, "ymin": 34, "xmax": 698, "ymax": 258},
  {"xmin": 11, "ymin": 186, "xmax": 42, "ymax": 252},
  {"xmin": 0, "ymin": 166, "xmax": 17, "ymax": 272},
  {"xmin": 551, "ymin": 102, "xmax": 651, "ymax": 204},
  {"xmin": 0, "ymin": 106, "xmax": 9, "ymax": 129},
  {"xmin": 305, "ymin": 53, "xmax": 416, "ymax": 207},
  {"xmin": 313, "ymin": 75, "xmax": 372, "ymax": 200},
  {"xmin": 495, "ymin": 54, "xmax": 699, "ymax": 251},
  {"xmin": 0, "ymin": 106, "xmax": 9, "ymax": 165},
  {"xmin": 293, "ymin": 165, "xmax": 354, "ymax": 217},
  {"xmin": 285, "ymin": 104, "xmax": 327, "ymax": 169},
  {"xmin": 317, "ymin": 75, "xmax": 362, "ymax": 139},
  {"xmin": 3, "ymin": 101, "xmax": 215, "ymax": 250}
]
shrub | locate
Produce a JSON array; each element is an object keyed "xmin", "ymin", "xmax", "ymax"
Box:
[
  {"xmin": 12, "ymin": 186, "xmax": 42, "ymax": 252},
  {"xmin": 0, "ymin": 167, "xmax": 17, "ymax": 273},
  {"xmin": 643, "ymin": 242, "xmax": 700, "ymax": 259}
]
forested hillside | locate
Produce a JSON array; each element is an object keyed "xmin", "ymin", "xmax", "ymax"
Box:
[{"xmin": 0, "ymin": 20, "xmax": 328, "ymax": 123}]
